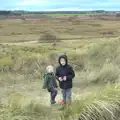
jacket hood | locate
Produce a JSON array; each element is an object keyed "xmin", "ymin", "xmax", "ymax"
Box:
[{"xmin": 58, "ymin": 54, "xmax": 68, "ymax": 66}]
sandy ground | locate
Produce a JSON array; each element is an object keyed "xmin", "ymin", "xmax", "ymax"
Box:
[{"xmin": 0, "ymin": 40, "xmax": 38, "ymax": 45}]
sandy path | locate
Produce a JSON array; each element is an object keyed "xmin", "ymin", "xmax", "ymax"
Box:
[
  {"xmin": 0, "ymin": 36, "xmax": 118, "ymax": 46},
  {"xmin": 0, "ymin": 40, "xmax": 38, "ymax": 45}
]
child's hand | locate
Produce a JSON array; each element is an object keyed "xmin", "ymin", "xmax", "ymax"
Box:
[
  {"xmin": 63, "ymin": 76, "xmax": 67, "ymax": 81},
  {"xmin": 59, "ymin": 77, "xmax": 63, "ymax": 81}
]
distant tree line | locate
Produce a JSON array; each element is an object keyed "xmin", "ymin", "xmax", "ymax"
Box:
[
  {"xmin": 0, "ymin": 10, "xmax": 119, "ymax": 16},
  {"xmin": 0, "ymin": 11, "xmax": 21, "ymax": 16},
  {"xmin": 0, "ymin": 11, "xmax": 11, "ymax": 15}
]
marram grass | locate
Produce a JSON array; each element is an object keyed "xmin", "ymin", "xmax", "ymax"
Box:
[
  {"xmin": 4, "ymin": 85, "xmax": 120, "ymax": 120},
  {"xmin": 0, "ymin": 92, "xmax": 53, "ymax": 120},
  {"xmin": 61, "ymin": 84, "xmax": 120, "ymax": 120}
]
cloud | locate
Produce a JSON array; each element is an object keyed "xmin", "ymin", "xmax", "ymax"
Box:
[
  {"xmin": 1, "ymin": 0, "xmax": 120, "ymax": 11},
  {"xmin": 42, "ymin": 8, "xmax": 82, "ymax": 11},
  {"xmin": 17, "ymin": 0, "xmax": 49, "ymax": 6},
  {"xmin": 41, "ymin": 7, "xmax": 95, "ymax": 11}
]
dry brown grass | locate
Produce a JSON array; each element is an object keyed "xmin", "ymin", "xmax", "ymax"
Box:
[{"xmin": 0, "ymin": 19, "xmax": 120, "ymax": 43}]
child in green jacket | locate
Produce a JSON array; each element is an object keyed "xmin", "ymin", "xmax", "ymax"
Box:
[{"xmin": 43, "ymin": 65, "xmax": 58, "ymax": 104}]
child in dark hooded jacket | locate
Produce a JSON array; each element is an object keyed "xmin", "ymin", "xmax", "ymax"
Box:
[
  {"xmin": 55, "ymin": 54, "xmax": 75, "ymax": 105},
  {"xmin": 43, "ymin": 65, "xmax": 58, "ymax": 105}
]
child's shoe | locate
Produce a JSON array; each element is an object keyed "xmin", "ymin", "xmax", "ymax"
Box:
[
  {"xmin": 66, "ymin": 102, "xmax": 71, "ymax": 105},
  {"xmin": 59, "ymin": 100, "xmax": 66, "ymax": 105},
  {"xmin": 51, "ymin": 101, "xmax": 56, "ymax": 105}
]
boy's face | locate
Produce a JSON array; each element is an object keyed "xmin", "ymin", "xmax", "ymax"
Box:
[{"xmin": 60, "ymin": 58, "xmax": 66, "ymax": 66}]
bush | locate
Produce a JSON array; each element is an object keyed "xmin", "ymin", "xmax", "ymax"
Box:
[
  {"xmin": 39, "ymin": 31, "xmax": 60, "ymax": 43},
  {"xmin": 116, "ymin": 13, "xmax": 120, "ymax": 17}
]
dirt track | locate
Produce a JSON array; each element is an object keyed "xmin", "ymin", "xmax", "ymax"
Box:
[
  {"xmin": 0, "ymin": 40, "xmax": 38, "ymax": 45},
  {"xmin": 0, "ymin": 36, "xmax": 118, "ymax": 46}
]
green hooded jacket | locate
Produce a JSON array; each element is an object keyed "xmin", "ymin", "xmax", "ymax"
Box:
[{"xmin": 43, "ymin": 72, "xmax": 58, "ymax": 90}]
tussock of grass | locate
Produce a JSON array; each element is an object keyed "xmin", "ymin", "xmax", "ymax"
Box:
[
  {"xmin": 86, "ymin": 62, "xmax": 120, "ymax": 84},
  {"xmin": 87, "ymin": 38, "xmax": 120, "ymax": 69},
  {"xmin": 77, "ymin": 38, "xmax": 120, "ymax": 84},
  {"xmin": 6, "ymin": 92, "xmax": 52, "ymax": 120},
  {"xmin": 68, "ymin": 52, "xmax": 87, "ymax": 71},
  {"xmin": 0, "ymin": 56, "xmax": 13, "ymax": 68},
  {"xmin": 61, "ymin": 84, "xmax": 120, "ymax": 120}
]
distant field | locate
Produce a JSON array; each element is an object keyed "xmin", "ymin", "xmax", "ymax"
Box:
[
  {"xmin": 22, "ymin": 13, "xmax": 92, "ymax": 17},
  {"xmin": 46, "ymin": 13, "xmax": 91, "ymax": 16},
  {"xmin": 0, "ymin": 18, "xmax": 120, "ymax": 43}
]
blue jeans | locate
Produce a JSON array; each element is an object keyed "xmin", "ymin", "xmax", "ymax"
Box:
[{"xmin": 62, "ymin": 89, "xmax": 72, "ymax": 103}]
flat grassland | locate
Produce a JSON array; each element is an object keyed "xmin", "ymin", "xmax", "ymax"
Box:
[
  {"xmin": 46, "ymin": 13, "xmax": 91, "ymax": 16},
  {"xmin": 0, "ymin": 16, "xmax": 119, "ymax": 43}
]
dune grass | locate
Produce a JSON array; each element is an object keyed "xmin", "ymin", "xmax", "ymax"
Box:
[
  {"xmin": 1, "ymin": 17, "xmax": 120, "ymax": 120},
  {"xmin": 59, "ymin": 37, "xmax": 120, "ymax": 120},
  {"xmin": 1, "ymin": 37, "xmax": 120, "ymax": 120},
  {"xmin": 61, "ymin": 84, "xmax": 120, "ymax": 120},
  {"xmin": 0, "ymin": 37, "xmax": 120, "ymax": 84}
]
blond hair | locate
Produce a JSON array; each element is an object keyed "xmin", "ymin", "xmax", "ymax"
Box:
[{"xmin": 46, "ymin": 65, "xmax": 54, "ymax": 73}]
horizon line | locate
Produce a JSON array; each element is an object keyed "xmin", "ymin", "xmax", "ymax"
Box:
[{"xmin": 0, "ymin": 10, "xmax": 120, "ymax": 12}]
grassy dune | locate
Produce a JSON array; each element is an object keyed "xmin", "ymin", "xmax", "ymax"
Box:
[
  {"xmin": 62, "ymin": 84, "xmax": 120, "ymax": 120},
  {"xmin": 0, "ymin": 36, "xmax": 120, "ymax": 120},
  {"xmin": 1, "ymin": 17, "xmax": 120, "ymax": 120}
]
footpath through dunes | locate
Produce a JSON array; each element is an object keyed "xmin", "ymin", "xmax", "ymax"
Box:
[
  {"xmin": 0, "ymin": 75, "xmax": 96, "ymax": 120},
  {"xmin": 1, "ymin": 83, "xmax": 120, "ymax": 120},
  {"xmin": 4, "ymin": 81, "xmax": 120, "ymax": 120}
]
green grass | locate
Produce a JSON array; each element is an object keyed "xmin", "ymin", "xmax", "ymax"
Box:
[
  {"xmin": 0, "ymin": 37, "xmax": 120, "ymax": 81},
  {"xmin": 61, "ymin": 84, "xmax": 120, "ymax": 120},
  {"xmin": 46, "ymin": 13, "xmax": 92, "ymax": 17},
  {"xmin": 1, "ymin": 35, "xmax": 120, "ymax": 120}
]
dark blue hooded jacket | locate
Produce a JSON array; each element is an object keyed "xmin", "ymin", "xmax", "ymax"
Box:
[{"xmin": 55, "ymin": 54, "xmax": 75, "ymax": 89}]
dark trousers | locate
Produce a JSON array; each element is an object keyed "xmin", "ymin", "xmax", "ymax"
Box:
[{"xmin": 48, "ymin": 87, "xmax": 57, "ymax": 104}]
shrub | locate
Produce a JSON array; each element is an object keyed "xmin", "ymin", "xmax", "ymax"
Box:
[
  {"xmin": 116, "ymin": 13, "xmax": 120, "ymax": 17},
  {"xmin": 39, "ymin": 31, "xmax": 60, "ymax": 43}
]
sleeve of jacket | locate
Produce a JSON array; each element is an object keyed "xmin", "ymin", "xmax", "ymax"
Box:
[
  {"xmin": 42, "ymin": 74, "xmax": 48, "ymax": 89},
  {"xmin": 55, "ymin": 67, "xmax": 59, "ymax": 81},
  {"xmin": 67, "ymin": 66, "xmax": 75, "ymax": 80},
  {"xmin": 54, "ymin": 78, "xmax": 58, "ymax": 88}
]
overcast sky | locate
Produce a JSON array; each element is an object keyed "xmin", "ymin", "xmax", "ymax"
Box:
[{"xmin": 1, "ymin": 0, "xmax": 120, "ymax": 11}]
